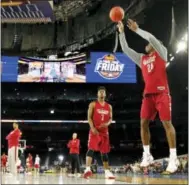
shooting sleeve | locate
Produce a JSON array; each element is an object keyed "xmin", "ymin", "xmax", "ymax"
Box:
[
  {"xmin": 135, "ymin": 28, "xmax": 168, "ymax": 61},
  {"xmin": 119, "ymin": 32, "xmax": 143, "ymax": 68}
]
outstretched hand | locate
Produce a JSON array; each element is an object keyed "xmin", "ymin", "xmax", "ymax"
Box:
[
  {"xmin": 127, "ymin": 19, "xmax": 138, "ymax": 32},
  {"xmin": 117, "ymin": 19, "xmax": 139, "ymax": 33}
]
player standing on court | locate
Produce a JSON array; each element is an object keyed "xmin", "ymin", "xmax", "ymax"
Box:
[
  {"xmin": 6, "ymin": 122, "xmax": 22, "ymax": 175},
  {"xmin": 117, "ymin": 20, "xmax": 179, "ymax": 173},
  {"xmin": 1, "ymin": 153, "xmax": 8, "ymax": 173},
  {"xmin": 34, "ymin": 154, "xmax": 40, "ymax": 174},
  {"xmin": 26, "ymin": 153, "xmax": 33, "ymax": 174},
  {"xmin": 83, "ymin": 86, "xmax": 115, "ymax": 179},
  {"xmin": 67, "ymin": 133, "xmax": 81, "ymax": 177}
]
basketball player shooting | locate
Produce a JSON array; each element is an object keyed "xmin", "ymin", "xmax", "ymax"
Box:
[
  {"xmin": 6, "ymin": 122, "xmax": 22, "ymax": 175},
  {"xmin": 117, "ymin": 20, "xmax": 179, "ymax": 173},
  {"xmin": 83, "ymin": 86, "xmax": 115, "ymax": 179}
]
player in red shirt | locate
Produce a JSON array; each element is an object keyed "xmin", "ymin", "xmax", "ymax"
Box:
[
  {"xmin": 6, "ymin": 122, "xmax": 22, "ymax": 175},
  {"xmin": 83, "ymin": 86, "xmax": 115, "ymax": 179},
  {"xmin": 67, "ymin": 133, "xmax": 81, "ymax": 177},
  {"xmin": 1, "ymin": 153, "xmax": 7, "ymax": 173},
  {"xmin": 26, "ymin": 153, "xmax": 33, "ymax": 174},
  {"xmin": 118, "ymin": 20, "xmax": 179, "ymax": 173}
]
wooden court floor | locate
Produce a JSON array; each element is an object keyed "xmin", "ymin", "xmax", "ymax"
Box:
[{"xmin": 1, "ymin": 172, "xmax": 188, "ymax": 184}]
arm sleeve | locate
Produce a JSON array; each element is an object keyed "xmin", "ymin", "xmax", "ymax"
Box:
[
  {"xmin": 6, "ymin": 134, "xmax": 10, "ymax": 140},
  {"xmin": 119, "ymin": 32, "xmax": 143, "ymax": 68},
  {"xmin": 67, "ymin": 141, "xmax": 71, "ymax": 148},
  {"xmin": 135, "ymin": 28, "xmax": 168, "ymax": 61},
  {"xmin": 6, "ymin": 131, "xmax": 13, "ymax": 140}
]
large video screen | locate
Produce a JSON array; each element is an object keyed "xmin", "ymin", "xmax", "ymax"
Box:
[
  {"xmin": 17, "ymin": 55, "xmax": 86, "ymax": 83},
  {"xmin": 1, "ymin": 52, "xmax": 137, "ymax": 83}
]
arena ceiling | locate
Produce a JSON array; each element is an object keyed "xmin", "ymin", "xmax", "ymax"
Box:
[{"xmin": 1, "ymin": 0, "xmax": 152, "ymax": 23}]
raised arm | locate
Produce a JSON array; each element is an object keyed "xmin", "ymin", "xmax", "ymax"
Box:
[
  {"xmin": 118, "ymin": 21, "xmax": 143, "ymax": 68},
  {"xmin": 127, "ymin": 19, "xmax": 167, "ymax": 61}
]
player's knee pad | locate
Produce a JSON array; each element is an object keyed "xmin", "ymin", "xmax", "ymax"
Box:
[
  {"xmin": 101, "ymin": 153, "xmax": 108, "ymax": 162},
  {"xmin": 86, "ymin": 150, "xmax": 94, "ymax": 158}
]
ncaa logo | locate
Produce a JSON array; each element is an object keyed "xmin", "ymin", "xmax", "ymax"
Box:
[{"xmin": 95, "ymin": 54, "xmax": 124, "ymax": 79}]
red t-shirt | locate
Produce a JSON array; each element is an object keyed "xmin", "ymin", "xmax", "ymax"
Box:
[
  {"xmin": 93, "ymin": 101, "xmax": 111, "ymax": 133},
  {"xmin": 67, "ymin": 139, "xmax": 80, "ymax": 154},
  {"xmin": 6, "ymin": 129, "xmax": 21, "ymax": 149},
  {"xmin": 26, "ymin": 156, "xmax": 33, "ymax": 167},
  {"xmin": 141, "ymin": 51, "xmax": 169, "ymax": 95},
  {"xmin": 1, "ymin": 155, "xmax": 7, "ymax": 165},
  {"xmin": 29, "ymin": 156, "xmax": 33, "ymax": 166}
]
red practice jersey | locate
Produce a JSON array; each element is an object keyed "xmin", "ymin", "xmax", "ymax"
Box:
[
  {"xmin": 1, "ymin": 155, "xmax": 7, "ymax": 166},
  {"xmin": 67, "ymin": 139, "xmax": 80, "ymax": 154},
  {"xmin": 29, "ymin": 156, "xmax": 33, "ymax": 166},
  {"xmin": 6, "ymin": 128, "xmax": 22, "ymax": 149},
  {"xmin": 93, "ymin": 101, "xmax": 111, "ymax": 133},
  {"xmin": 141, "ymin": 51, "xmax": 169, "ymax": 95}
]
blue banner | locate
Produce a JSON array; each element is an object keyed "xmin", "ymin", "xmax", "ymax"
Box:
[
  {"xmin": 86, "ymin": 52, "xmax": 137, "ymax": 83},
  {"xmin": 1, "ymin": 56, "xmax": 18, "ymax": 82}
]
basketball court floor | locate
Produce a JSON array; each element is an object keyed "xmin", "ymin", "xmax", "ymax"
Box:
[{"xmin": 1, "ymin": 173, "xmax": 188, "ymax": 184}]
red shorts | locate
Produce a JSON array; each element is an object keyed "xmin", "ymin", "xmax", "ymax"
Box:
[
  {"xmin": 2, "ymin": 162, "xmax": 6, "ymax": 167},
  {"xmin": 88, "ymin": 130, "xmax": 110, "ymax": 154},
  {"xmin": 17, "ymin": 166, "xmax": 21, "ymax": 170},
  {"xmin": 140, "ymin": 93, "xmax": 171, "ymax": 121},
  {"xmin": 34, "ymin": 164, "xmax": 40, "ymax": 169}
]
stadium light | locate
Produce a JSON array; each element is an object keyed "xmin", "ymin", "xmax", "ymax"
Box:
[
  {"xmin": 176, "ymin": 41, "xmax": 187, "ymax": 53},
  {"xmin": 48, "ymin": 55, "xmax": 57, "ymax": 60},
  {"xmin": 58, "ymin": 155, "xmax": 64, "ymax": 161},
  {"xmin": 166, "ymin": 62, "xmax": 170, "ymax": 68},
  {"xmin": 170, "ymin": 56, "xmax": 174, "ymax": 61},
  {"xmin": 184, "ymin": 33, "xmax": 188, "ymax": 41},
  {"xmin": 50, "ymin": 109, "xmax": 54, "ymax": 114},
  {"xmin": 181, "ymin": 33, "xmax": 188, "ymax": 41},
  {"xmin": 64, "ymin": 52, "xmax": 72, "ymax": 57}
]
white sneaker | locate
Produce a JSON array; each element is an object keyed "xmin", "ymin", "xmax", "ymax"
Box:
[
  {"xmin": 7, "ymin": 173, "xmax": 13, "ymax": 176},
  {"xmin": 105, "ymin": 170, "xmax": 115, "ymax": 179},
  {"xmin": 76, "ymin": 173, "xmax": 81, "ymax": 178},
  {"xmin": 68, "ymin": 174, "xmax": 75, "ymax": 177},
  {"xmin": 140, "ymin": 152, "xmax": 154, "ymax": 167},
  {"xmin": 166, "ymin": 157, "xmax": 180, "ymax": 173}
]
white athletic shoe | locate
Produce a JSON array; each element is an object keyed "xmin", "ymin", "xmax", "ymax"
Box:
[
  {"xmin": 76, "ymin": 173, "xmax": 81, "ymax": 178},
  {"xmin": 7, "ymin": 173, "xmax": 13, "ymax": 176},
  {"xmin": 166, "ymin": 157, "xmax": 180, "ymax": 173},
  {"xmin": 68, "ymin": 173, "xmax": 75, "ymax": 177},
  {"xmin": 105, "ymin": 170, "xmax": 115, "ymax": 179},
  {"xmin": 140, "ymin": 152, "xmax": 154, "ymax": 167}
]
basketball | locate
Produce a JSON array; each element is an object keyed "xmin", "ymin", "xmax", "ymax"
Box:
[{"xmin": 109, "ymin": 6, "xmax": 124, "ymax": 22}]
